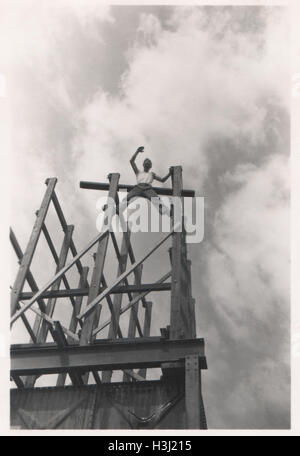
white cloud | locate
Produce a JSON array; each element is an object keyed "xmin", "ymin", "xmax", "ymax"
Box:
[
  {"xmin": 207, "ymin": 154, "xmax": 289, "ymax": 337},
  {"xmin": 1, "ymin": 0, "xmax": 113, "ymax": 109},
  {"xmin": 72, "ymin": 6, "xmax": 289, "ymax": 192}
]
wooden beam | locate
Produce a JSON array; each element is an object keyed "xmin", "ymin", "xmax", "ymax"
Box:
[
  {"xmin": 51, "ymin": 321, "xmax": 83, "ymax": 387},
  {"xmin": 79, "ymin": 173, "xmax": 120, "ymax": 348},
  {"xmin": 10, "ymin": 228, "xmax": 47, "ymax": 314},
  {"xmin": 80, "ymin": 181, "xmax": 195, "ymax": 197},
  {"xmin": 10, "ymin": 228, "xmax": 51, "ymax": 344},
  {"xmin": 11, "ymin": 226, "xmax": 111, "ymax": 326},
  {"xmin": 99, "ymin": 183, "xmax": 132, "ymax": 384},
  {"xmin": 127, "ymin": 264, "xmax": 143, "ymax": 339},
  {"xmin": 110, "ymin": 230, "xmax": 148, "ymax": 318},
  {"xmin": 56, "ymin": 267, "xmax": 89, "ymax": 387},
  {"xmin": 106, "ymin": 230, "xmax": 132, "ymax": 344},
  {"xmin": 187, "ymin": 259, "xmax": 196, "ymax": 339},
  {"xmin": 101, "ymin": 276, "xmax": 123, "ymax": 339},
  {"xmin": 92, "ymin": 271, "xmax": 171, "ymax": 337},
  {"xmin": 36, "ymin": 225, "xmax": 74, "ymax": 343},
  {"xmin": 25, "ymin": 226, "xmax": 76, "ymax": 388},
  {"xmin": 11, "ymin": 374, "xmax": 24, "ymax": 389},
  {"xmin": 170, "ymin": 166, "xmax": 185, "ymax": 339},
  {"xmin": 11, "ymin": 178, "xmax": 57, "ymax": 316},
  {"xmin": 19, "ymin": 282, "xmax": 171, "ymax": 300},
  {"xmin": 11, "ymin": 338, "xmax": 207, "ymax": 376},
  {"xmin": 137, "ymin": 301, "xmax": 152, "ymax": 379},
  {"xmin": 78, "ymin": 225, "xmax": 180, "ymax": 322},
  {"xmin": 27, "ymin": 305, "xmax": 79, "ymax": 342},
  {"xmin": 185, "ymin": 354, "xmax": 201, "ymax": 429},
  {"xmin": 40, "ymin": 222, "xmax": 77, "ymax": 309},
  {"xmin": 51, "ymin": 189, "xmax": 85, "ymax": 276},
  {"xmin": 122, "ymin": 264, "xmax": 143, "ymax": 382},
  {"xmin": 15, "ymin": 303, "xmax": 37, "ymax": 344}
]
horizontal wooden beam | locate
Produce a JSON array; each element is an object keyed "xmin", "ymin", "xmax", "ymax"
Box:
[
  {"xmin": 19, "ymin": 283, "xmax": 171, "ymax": 300},
  {"xmin": 80, "ymin": 181, "xmax": 195, "ymax": 197},
  {"xmin": 11, "ymin": 338, "xmax": 207, "ymax": 376}
]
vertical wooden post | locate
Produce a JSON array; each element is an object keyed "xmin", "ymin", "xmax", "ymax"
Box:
[
  {"xmin": 187, "ymin": 259, "xmax": 196, "ymax": 338},
  {"xmin": 170, "ymin": 166, "xmax": 185, "ymax": 339},
  {"xmin": 122, "ymin": 264, "xmax": 143, "ymax": 382},
  {"xmin": 79, "ymin": 174, "xmax": 120, "ymax": 384},
  {"xmin": 11, "ymin": 178, "xmax": 57, "ymax": 316},
  {"xmin": 56, "ymin": 266, "xmax": 89, "ymax": 387},
  {"xmin": 102, "ymin": 230, "xmax": 132, "ymax": 383},
  {"xmin": 185, "ymin": 354, "xmax": 201, "ymax": 429},
  {"xmin": 127, "ymin": 264, "xmax": 143, "ymax": 338},
  {"xmin": 137, "ymin": 301, "xmax": 152, "ymax": 379}
]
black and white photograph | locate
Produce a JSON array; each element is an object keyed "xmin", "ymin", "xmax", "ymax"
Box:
[{"xmin": 1, "ymin": 0, "xmax": 299, "ymax": 436}]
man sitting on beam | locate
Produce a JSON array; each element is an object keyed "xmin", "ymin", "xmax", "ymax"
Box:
[{"xmin": 119, "ymin": 146, "xmax": 172, "ymax": 217}]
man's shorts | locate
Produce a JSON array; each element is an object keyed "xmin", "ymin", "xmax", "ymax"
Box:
[{"xmin": 127, "ymin": 183, "xmax": 159, "ymax": 201}]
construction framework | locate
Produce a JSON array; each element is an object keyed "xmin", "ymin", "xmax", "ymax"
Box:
[{"xmin": 10, "ymin": 167, "xmax": 207, "ymax": 429}]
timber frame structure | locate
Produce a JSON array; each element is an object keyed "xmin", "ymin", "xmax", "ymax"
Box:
[{"xmin": 10, "ymin": 167, "xmax": 207, "ymax": 430}]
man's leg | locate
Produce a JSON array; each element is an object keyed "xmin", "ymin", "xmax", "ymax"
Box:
[
  {"xmin": 143, "ymin": 187, "xmax": 171, "ymax": 217},
  {"xmin": 118, "ymin": 186, "xmax": 143, "ymax": 229}
]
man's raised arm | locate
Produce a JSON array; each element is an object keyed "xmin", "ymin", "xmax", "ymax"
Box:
[
  {"xmin": 153, "ymin": 167, "xmax": 173, "ymax": 183},
  {"xmin": 130, "ymin": 146, "xmax": 144, "ymax": 174}
]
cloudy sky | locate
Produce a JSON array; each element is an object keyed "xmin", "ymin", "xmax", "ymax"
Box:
[{"xmin": 4, "ymin": 1, "xmax": 290, "ymax": 429}]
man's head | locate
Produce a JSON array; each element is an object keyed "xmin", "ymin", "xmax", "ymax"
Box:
[{"xmin": 143, "ymin": 158, "xmax": 152, "ymax": 171}]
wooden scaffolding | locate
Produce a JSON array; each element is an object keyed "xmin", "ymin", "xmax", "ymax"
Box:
[{"xmin": 10, "ymin": 166, "xmax": 207, "ymax": 429}]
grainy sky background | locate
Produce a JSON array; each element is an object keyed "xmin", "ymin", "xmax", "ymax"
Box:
[{"xmin": 3, "ymin": 1, "xmax": 290, "ymax": 429}]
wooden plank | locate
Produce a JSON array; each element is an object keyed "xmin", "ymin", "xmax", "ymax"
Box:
[
  {"xmin": 27, "ymin": 305, "xmax": 79, "ymax": 342},
  {"xmin": 101, "ymin": 276, "xmax": 123, "ymax": 339},
  {"xmin": 15, "ymin": 304, "xmax": 37, "ymax": 344},
  {"xmin": 11, "ymin": 226, "xmax": 111, "ymax": 326},
  {"xmin": 51, "ymin": 189, "xmax": 86, "ymax": 276},
  {"xmin": 10, "ymin": 228, "xmax": 48, "ymax": 339},
  {"xmin": 122, "ymin": 264, "xmax": 143, "ymax": 382},
  {"xmin": 186, "ymin": 260, "xmax": 196, "ymax": 338},
  {"xmin": 92, "ymin": 271, "xmax": 171, "ymax": 337},
  {"xmin": 185, "ymin": 354, "xmax": 201, "ymax": 429},
  {"xmin": 111, "ymin": 231, "xmax": 146, "ymax": 300},
  {"xmin": 36, "ymin": 225, "xmax": 74, "ymax": 343},
  {"xmin": 77, "ymin": 225, "xmax": 180, "ymax": 322},
  {"xmin": 11, "ymin": 178, "xmax": 57, "ymax": 316},
  {"xmin": 106, "ymin": 231, "xmax": 132, "ymax": 338},
  {"xmin": 56, "ymin": 267, "xmax": 89, "ymax": 387},
  {"xmin": 80, "ymin": 180, "xmax": 195, "ymax": 197},
  {"xmin": 25, "ymin": 226, "xmax": 74, "ymax": 387},
  {"xmin": 11, "ymin": 374, "xmax": 24, "ymax": 389},
  {"xmin": 51, "ymin": 321, "xmax": 83, "ymax": 387},
  {"xmin": 127, "ymin": 264, "xmax": 143, "ymax": 339},
  {"xmin": 79, "ymin": 173, "xmax": 120, "ymax": 348},
  {"xmin": 40, "ymin": 223, "xmax": 77, "ymax": 309},
  {"xmin": 19, "ymin": 282, "xmax": 171, "ymax": 300},
  {"xmin": 137, "ymin": 301, "xmax": 153, "ymax": 379},
  {"xmin": 11, "ymin": 338, "xmax": 206, "ymax": 375},
  {"xmin": 100, "ymin": 212, "xmax": 132, "ymax": 384},
  {"xmin": 170, "ymin": 166, "xmax": 185, "ymax": 339}
]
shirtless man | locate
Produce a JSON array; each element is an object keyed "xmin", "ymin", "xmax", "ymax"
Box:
[{"xmin": 120, "ymin": 146, "xmax": 172, "ymax": 216}]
